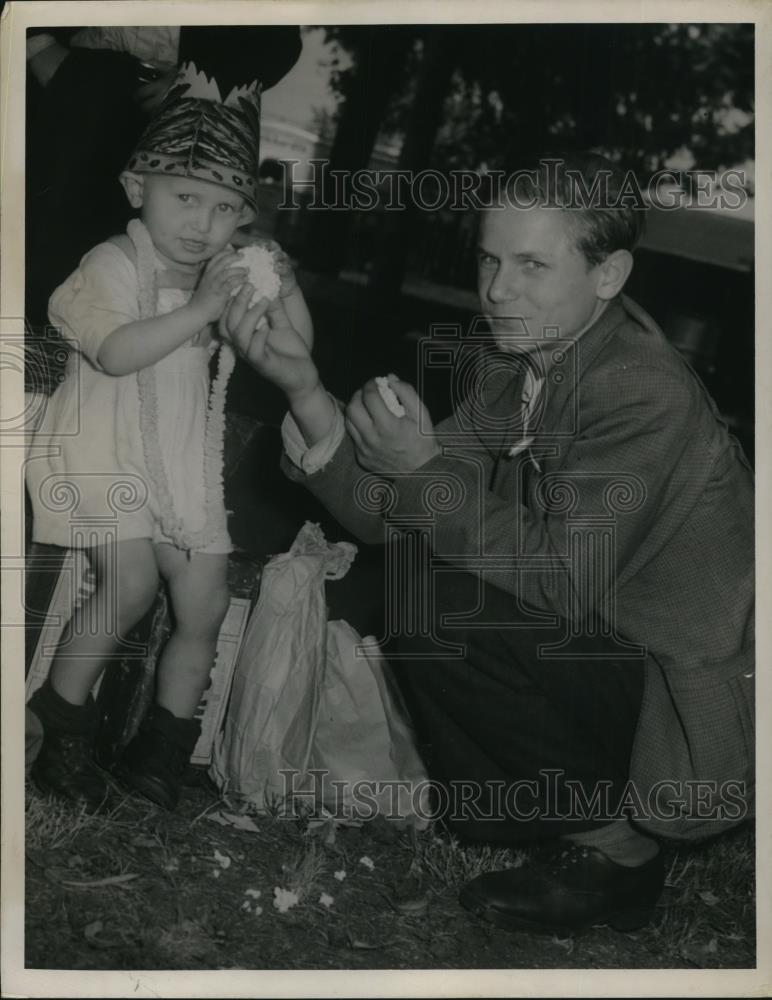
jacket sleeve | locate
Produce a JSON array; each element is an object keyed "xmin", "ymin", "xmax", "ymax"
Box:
[
  {"xmin": 386, "ymin": 364, "xmax": 712, "ymax": 621},
  {"xmin": 280, "ymin": 404, "xmax": 470, "ymax": 546}
]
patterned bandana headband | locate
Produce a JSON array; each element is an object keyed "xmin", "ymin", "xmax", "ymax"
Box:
[{"xmin": 125, "ymin": 62, "xmax": 262, "ymax": 209}]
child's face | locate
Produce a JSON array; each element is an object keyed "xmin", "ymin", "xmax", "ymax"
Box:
[{"xmin": 129, "ymin": 174, "xmax": 252, "ymax": 269}]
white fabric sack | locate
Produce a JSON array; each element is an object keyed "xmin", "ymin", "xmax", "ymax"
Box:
[
  {"xmin": 210, "ymin": 522, "xmax": 356, "ymax": 807},
  {"xmin": 210, "ymin": 522, "xmax": 431, "ymax": 826},
  {"xmin": 311, "ymin": 621, "xmax": 430, "ymax": 826}
]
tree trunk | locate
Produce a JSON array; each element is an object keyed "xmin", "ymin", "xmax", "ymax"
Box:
[
  {"xmin": 367, "ymin": 28, "xmax": 462, "ymax": 308},
  {"xmin": 301, "ymin": 28, "xmax": 414, "ymax": 275}
]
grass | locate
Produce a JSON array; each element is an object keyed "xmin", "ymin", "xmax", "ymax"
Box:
[
  {"xmin": 645, "ymin": 829, "xmax": 756, "ymax": 966},
  {"xmin": 275, "ymin": 839, "xmax": 329, "ymax": 908},
  {"xmin": 22, "ymin": 781, "xmax": 756, "ymax": 971},
  {"xmin": 409, "ymin": 829, "xmax": 528, "ymax": 887}
]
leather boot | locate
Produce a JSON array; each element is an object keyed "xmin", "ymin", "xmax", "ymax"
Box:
[
  {"xmin": 115, "ymin": 705, "xmax": 201, "ymax": 810},
  {"xmin": 28, "ymin": 688, "xmax": 109, "ymax": 814}
]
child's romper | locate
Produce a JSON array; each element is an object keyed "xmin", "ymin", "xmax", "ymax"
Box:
[{"xmin": 26, "ymin": 227, "xmax": 232, "ymax": 555}]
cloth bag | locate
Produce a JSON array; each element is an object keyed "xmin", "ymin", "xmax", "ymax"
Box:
[
  {"xmin": 210, "ymin": 522, "xmax": 356, "ymax": 807},
  {"xmin": 310, "ymin": 620, "xmax": 430, "ymax": 825},
  {"xmin": 210, "ymin": 522, "xmax": 430, "ymax": 824}
]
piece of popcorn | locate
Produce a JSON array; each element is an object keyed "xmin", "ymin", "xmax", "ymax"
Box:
[
  {"xmin": 230, "ymin": 244, "xmax": 282, "ymax": 306},
  {"xmin": 375, "ymin": 376, "xmax": 406, "ymax": 417},
  {"xmin": 272, "ymin": 887, "xmax": 300, "ymax": 913}
]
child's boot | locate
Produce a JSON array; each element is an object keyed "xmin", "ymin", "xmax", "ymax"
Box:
[
  {"xmin": 116, "ymin": 705, "xmax": 200, "ymax": 810},
  {"xmin": 27, "ymin": 680, "xmax": 109, "ymax": 813}
]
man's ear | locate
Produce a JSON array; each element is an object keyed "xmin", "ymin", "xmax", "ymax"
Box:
[
  {"xmin": 120, "ymin": 172, "xmax": 145, "ymax": 209},
  {"xmin": 595, "ymin": 249, "xmax": 633, "ymax": 301}
]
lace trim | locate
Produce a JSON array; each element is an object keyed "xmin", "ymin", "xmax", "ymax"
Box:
[{"xmin": 128, "ymin": 218, "xmax": 234, "ymax": 551}]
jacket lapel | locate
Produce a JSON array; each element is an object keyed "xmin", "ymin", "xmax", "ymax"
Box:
[{"xmin": 530, "ymin": 297, "xmax": 629, "ymax": 458}]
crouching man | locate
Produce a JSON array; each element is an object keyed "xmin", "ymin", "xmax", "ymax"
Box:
[{"xmin": 222, "ymin": 152, "xmax": 754, "ymax": 935}]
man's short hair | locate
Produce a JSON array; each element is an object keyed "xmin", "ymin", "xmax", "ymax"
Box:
[{"xmin": 502, "ymin": 151, "xmax": 647, "ymax": 267}]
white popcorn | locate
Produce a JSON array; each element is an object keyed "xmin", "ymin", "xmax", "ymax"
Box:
[
  {"xmin": 230, "ymin": 244, "xmax": 282, "ymax": 306},
  {"xmin": 375, "ymin": 376, "xmax": 406, "ymax": 417},
  {"xmin": 273, "ymin": 887, "xmax": 300, "ymax": 913}
]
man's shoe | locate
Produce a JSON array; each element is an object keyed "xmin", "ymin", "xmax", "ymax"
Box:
[
  {"xmin": 459, "ymin": 843, "xmax": 664, "ymax": 934},
  {"xmin": 115, "ymin": 728, "xmax": 190, "ymax": 810},
  {"xmin": 31, "ymin": 728, "xmax": 109, "ymax": 813}
]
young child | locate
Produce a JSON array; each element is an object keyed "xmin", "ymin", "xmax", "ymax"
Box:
[{"xmin": 26, "ymin": 62, "xmax": 312, "ymax": 812}]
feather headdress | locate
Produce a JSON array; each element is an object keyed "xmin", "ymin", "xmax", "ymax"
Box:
[{"xmin": 125, "ymin": 62, "xmax": 262, "ymax": 208}]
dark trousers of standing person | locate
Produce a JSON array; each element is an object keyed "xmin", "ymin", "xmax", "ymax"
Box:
[
  {"xmin": 387, "ymin": 566, "xmax": 645, "ymax": 844},
  {"xmin": 26, "ymin": 49, "xmax": 145, "ymax": 331}
]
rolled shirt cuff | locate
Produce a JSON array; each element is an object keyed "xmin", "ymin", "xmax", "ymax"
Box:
[{"xmin": 281, "ymin": 394, "xmax": 346, "ymax": 475}]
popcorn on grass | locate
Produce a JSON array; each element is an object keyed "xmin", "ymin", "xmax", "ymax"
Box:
[
  {"xmin": 273, "ymin": 887, "xmax": 300, "ymax": 913},
  {"xmin": 242, "ymin": 889, "xmax": 264, "ymax": 916},
  {"xmin": 210, "ymin": 849, "xmax": 232, "ymax": 878}
]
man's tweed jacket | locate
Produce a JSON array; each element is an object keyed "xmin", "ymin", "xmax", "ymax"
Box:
[{"xmin": 283, "ymin": 295, "xmax": 755, "ymax": 840}]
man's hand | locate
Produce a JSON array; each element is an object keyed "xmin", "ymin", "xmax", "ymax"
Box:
[
  {"xmin": 345, "ymin": 377, "xmax": 441, "ymax": 474},
  {"xmin": 221, "ymin": 290, "xmax": 319, "ymax": 401}
]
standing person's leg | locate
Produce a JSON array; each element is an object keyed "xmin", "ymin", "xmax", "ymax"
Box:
[
  {"xmin": 25, "ymin": 49, "xmax": 144, "ymax": 327},
  {"xmin": 390, "ymin": 566, "xmax": 663, "ymax": 932},
  {"xmin": 29, "ymin": 538, "xmax": 159, "ymax": 811},
  {"xmin": 116, "ymin": 546, "xmax": 230, "ymax": 809}
]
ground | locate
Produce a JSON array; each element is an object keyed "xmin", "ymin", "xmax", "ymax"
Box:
[{"xmin": 24, "ymin": 777, "xmax": 755, "ymax": 972}]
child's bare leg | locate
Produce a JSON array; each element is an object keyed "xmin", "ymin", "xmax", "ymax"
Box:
[
  {"xmin": 153, "ymin": 545, "xmax": 230, "ymax": 717},
  {"xmin": 116, "ymin": 545, "xmax": 229, "ymax": 809},
  {"xmin": 48, "ymin": 538, "xmax": 160, "ymax": 705}
]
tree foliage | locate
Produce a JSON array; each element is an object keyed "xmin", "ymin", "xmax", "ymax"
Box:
[{"xmin": 321, "ymin": 23, "xmax": 754, "ymax": 176}]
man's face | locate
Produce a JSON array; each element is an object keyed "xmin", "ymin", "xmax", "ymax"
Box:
[
  {"xmin": 477, "ymin": 204, "xmax": 604, "ymax": 350},
  {"xmin": 138, "ymin": 175, "xmax": 250, "ymax": 270}
]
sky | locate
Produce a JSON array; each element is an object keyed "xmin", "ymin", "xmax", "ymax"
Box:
[{"xmin": 261, "ymin": 28, "xmax": 348, "ymax": 129}]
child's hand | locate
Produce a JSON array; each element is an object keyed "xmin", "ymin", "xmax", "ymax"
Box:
[
  {"xmin": 272, "ymin": 246, "xmax": 299, "ymax": 299},
  {"xmin": 221, "ymin": 287, "xmax": 319, "ymax": 401},
  {"xmin": 189, "ymin": 250, "xmax": 247, "ymax": 324}
]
